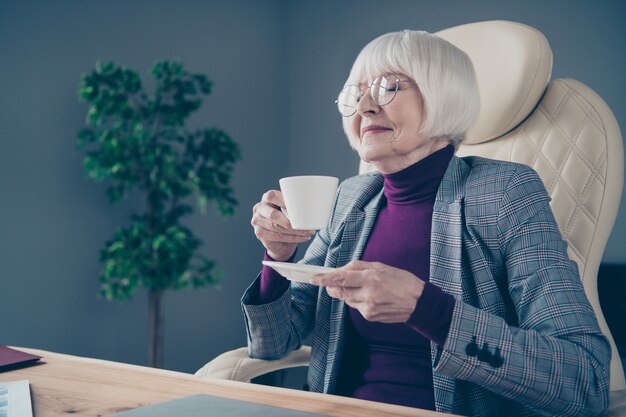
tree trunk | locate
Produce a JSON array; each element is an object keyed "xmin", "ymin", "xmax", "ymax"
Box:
[{"xmin": 148, "ymin": 289, "xmax": 164, "ymax": 368}]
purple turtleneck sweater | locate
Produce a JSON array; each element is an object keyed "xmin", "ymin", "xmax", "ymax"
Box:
[{"xmin": 256, "ymin": 145, "xmax": 456, "ymax": 410}]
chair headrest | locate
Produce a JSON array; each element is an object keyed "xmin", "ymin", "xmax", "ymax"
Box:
[{"xmin": 436, "ymin": 20, "xmax": 553, "ymax": 145}]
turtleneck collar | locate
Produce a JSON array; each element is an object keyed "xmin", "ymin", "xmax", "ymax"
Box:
[{"xmin": 382, "ymin": 145, "xmax": 454, "ymax": 205}]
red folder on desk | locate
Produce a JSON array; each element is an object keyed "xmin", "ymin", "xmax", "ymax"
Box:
[{"xmin": 0, "ymin": 345, "xmax": 41, "ymax": 372}]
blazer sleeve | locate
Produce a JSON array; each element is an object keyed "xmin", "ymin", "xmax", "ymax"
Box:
[
  {"xmin": 241, "ymin": 186, "xmax": 343, "ymax": 360},
  {"xmin": 433, "ymin": 165, "xmax": 611, "ymax": 416}
]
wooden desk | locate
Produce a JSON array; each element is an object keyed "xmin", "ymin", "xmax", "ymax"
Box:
[{"xmin": 0, "ymin": 348, "xmax": 449, "ymax": 417}]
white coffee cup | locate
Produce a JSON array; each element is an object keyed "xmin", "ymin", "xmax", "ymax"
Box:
[{"xmin": 279, "ymin": 175, "xmax": 339, "ymax": 230}]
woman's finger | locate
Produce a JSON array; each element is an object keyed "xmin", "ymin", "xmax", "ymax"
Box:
[
  {"xmin": 261, "ymin": 190, "xmax": 286, "ymax": 209},
  {"xmin": 326, "ymin": 286, "xmax": 367, "ymax": 302},
  {"xmin": 310, "ymin": 270, "xmax": 365, "ymax": 288},
  {"xmin": 255, "ymin": 201, "xmax": 293, "ymax": 230},
  {"xmin": 253, "ymin": 226, "xmax": 314, "ymax": 244},
  {"xmin": 344, "ymin": 260, "xmax": 385, "ymax": 270},
  {"xmin": 253, "ymin": 216, "xmax": 314, "ymax": 237}
]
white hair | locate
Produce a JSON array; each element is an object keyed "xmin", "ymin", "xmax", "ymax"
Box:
[{"xmin": 342, "ymin": 30, "xmax": 480, "ymax": 149}]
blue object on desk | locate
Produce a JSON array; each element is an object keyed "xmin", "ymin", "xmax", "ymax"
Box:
[{"xmin": 108, "ymin": 394, "xmax": 331, "ymax": 417}]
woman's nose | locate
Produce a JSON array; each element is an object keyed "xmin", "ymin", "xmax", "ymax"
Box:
[{"xmin": 356, "ymin": 90, "xmax": 380, "ymax": 116}]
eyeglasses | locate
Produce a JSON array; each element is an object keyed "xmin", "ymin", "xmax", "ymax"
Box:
[{"xmin": 335, "ymin": 74, "xmax": 416, "ymax": 117}]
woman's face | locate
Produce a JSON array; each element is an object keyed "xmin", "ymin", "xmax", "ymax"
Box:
[{"xmin": 344, "ymin": 73, "xmax": 447, "ymax": 174}]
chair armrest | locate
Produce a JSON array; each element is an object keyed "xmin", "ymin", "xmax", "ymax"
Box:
[
  {"xmin": 194, "ymin": 346, "xmax": 311, "ymax": 382},
  {"xmin": 605, "ymin": 389, "xmax": 626, "ymax": 417}
]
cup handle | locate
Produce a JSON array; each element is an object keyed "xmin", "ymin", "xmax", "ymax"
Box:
[{"xmin": 281, "ymin": 207, "xmax": 290, "ymax": 220}]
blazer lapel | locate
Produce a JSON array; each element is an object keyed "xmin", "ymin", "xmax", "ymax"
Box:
[
  {"xmin": 333, "ymin": 175, "xmax": 385, "ymax": 267},
  {"xmin": 429, "ymin": 156, "xmax": 470, "ymax": 413},
  {"xmin": 430, "ymin": 156, "xmax": 468, "ymax": 297},
  {"xmin": 324, "ymin": 174, "xmax": 385, "ymax": 393}
]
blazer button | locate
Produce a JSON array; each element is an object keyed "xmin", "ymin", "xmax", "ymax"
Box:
[
  {"xmin": 465, "ymin": 336, "xmax": 478, "ymax": 357},
  {"xmin": 477, "ymin": 343, "xmax": 491, "ymax": 362},
  {"xmin": 489, "ymin": 348, "xmax": 503, "ymax": 368}
]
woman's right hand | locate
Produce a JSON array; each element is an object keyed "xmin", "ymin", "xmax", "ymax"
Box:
[{"xmin": 251, "ymin": 190, "xmax": 316, "ymax": 261}]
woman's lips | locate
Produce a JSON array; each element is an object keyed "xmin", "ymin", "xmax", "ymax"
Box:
[{"xmin": 361, "ymin": 125, "xmax": 392, "ymax": 136}]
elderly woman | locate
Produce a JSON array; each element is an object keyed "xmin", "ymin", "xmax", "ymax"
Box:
[{"xmin": 245, "ymin": 30, "xmax": 610, "ymax": 416}]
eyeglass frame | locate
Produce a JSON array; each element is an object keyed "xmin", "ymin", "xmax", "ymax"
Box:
[{"xmin": 335, "ymin": 74, "xmax": 418, "ymax": 117}]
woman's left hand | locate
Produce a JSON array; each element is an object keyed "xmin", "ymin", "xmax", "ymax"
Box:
[{"xmin": 309, "ymin": 260, "xmax": 425, "ymax": 323}]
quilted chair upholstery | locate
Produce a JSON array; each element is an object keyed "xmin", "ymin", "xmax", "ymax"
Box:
[{"xmin": 196, "ymin": 20, "xmax": 626, "ymax": 415}]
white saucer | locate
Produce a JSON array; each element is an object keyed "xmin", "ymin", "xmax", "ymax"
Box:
[{"xmin": 262, "ymin": 261, "xmax": 334, "ymax": 283}]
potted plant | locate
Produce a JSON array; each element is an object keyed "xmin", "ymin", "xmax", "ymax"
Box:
[{"xmin": 76, "ymin": 60, "xmax": 240, "ymax": 368}]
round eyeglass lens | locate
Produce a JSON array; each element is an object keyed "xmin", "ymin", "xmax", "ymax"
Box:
[
  {"xmin": 336, "ymin": 85, "xmax": 360, "ymax": 116},
  {"xmin": 370, "ymin": 75, "xmax": 399, "ymax": 107}
]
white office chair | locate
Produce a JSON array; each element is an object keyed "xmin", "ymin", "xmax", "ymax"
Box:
[{"xmin": 196, "ymin": 20, "xmax": 626, "ymax": 415}]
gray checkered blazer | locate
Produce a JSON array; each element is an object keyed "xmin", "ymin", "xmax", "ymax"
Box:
[{"xmin": 242, "ymin": 156, "xmax": 611, "ymax": 416}]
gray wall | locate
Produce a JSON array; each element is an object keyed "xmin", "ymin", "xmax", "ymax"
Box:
[
  {"xmin": 1, "ymin": 0, "xmax": 624, "ymax": 374},
  {"xmin": 0, "ymin": 0, "xmax": 288, "ymax": 372},
  {"xmin": 285, "ymin": 0, "xmax": 626, "ymax": 262}
]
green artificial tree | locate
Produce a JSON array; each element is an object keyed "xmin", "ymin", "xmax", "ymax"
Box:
[{"xmin": 76, "ymin": 61, "xmax": 240, "ymax": 368}]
